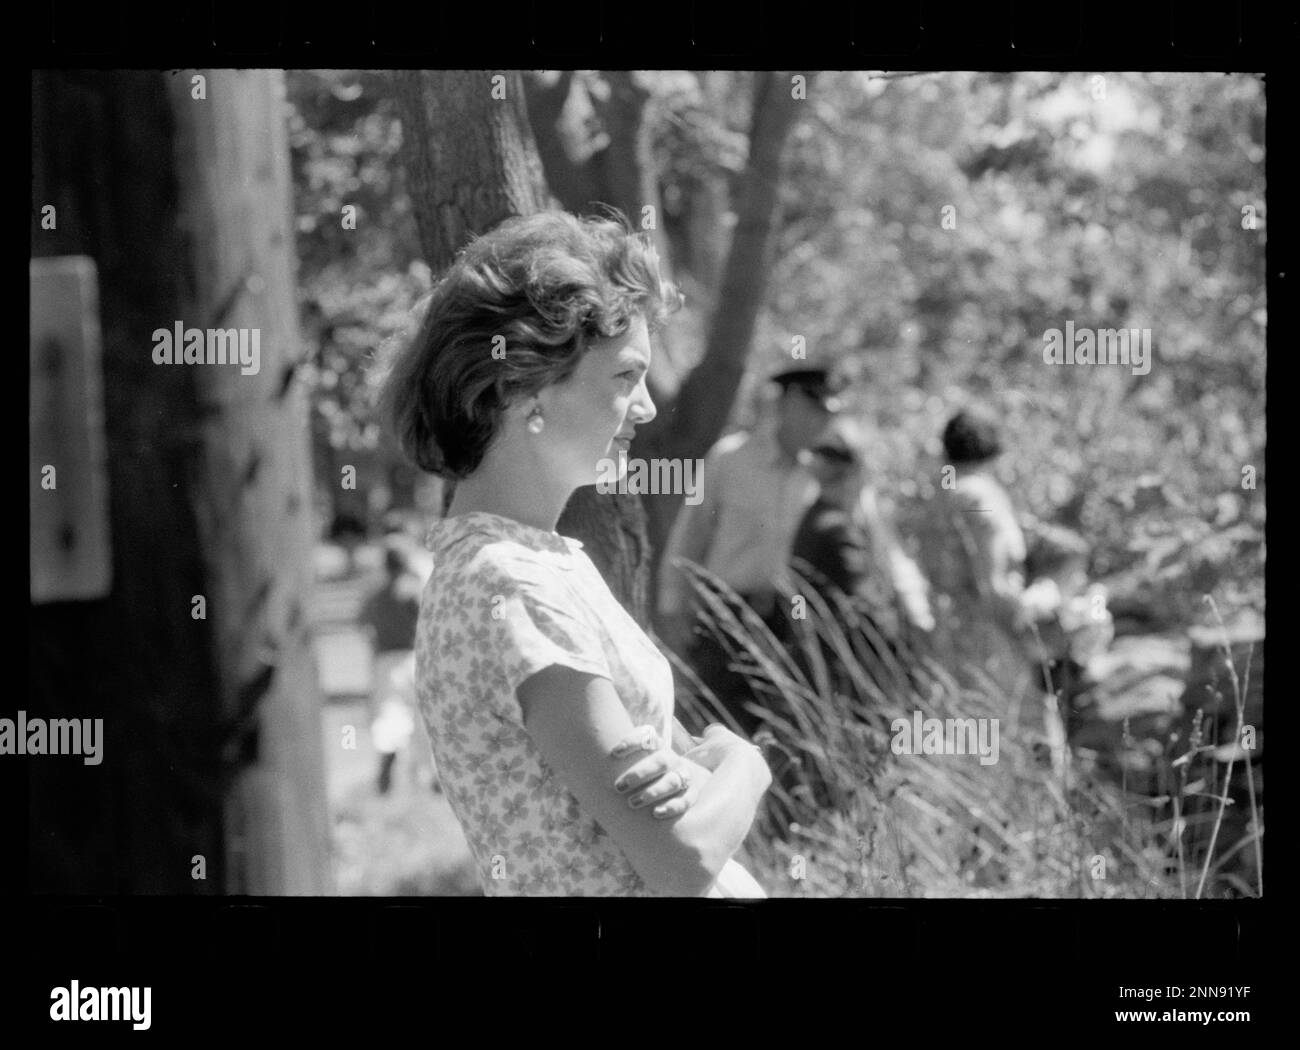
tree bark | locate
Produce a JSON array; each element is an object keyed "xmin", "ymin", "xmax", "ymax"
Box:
[
  {"xmin": 641, "ymin": 72, "xmax": 810, "ymax": 583},
  {"xmin": 29, "ymin": 70, "xmax": 227, "ymax": 893},
  {"xmin": 166, "ymin": 69, "xmax": 333, "ymax": 894},
  {"xmin": 592, "ymin": 72, "xmax": 674, "ymax": 284},
  {"xmin": 522, "ymin": 71, "xmax": 601, "ymax": 213},
  {"xmin": 682, "ymin": 72, "xmax": 734, "ymax": 291},
  {"xmin": 394, "ymin": 70, "xmax": 554, "ymax": 273}
]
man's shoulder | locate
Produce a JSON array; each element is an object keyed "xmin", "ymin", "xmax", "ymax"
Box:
[
  {"xmin": 708, "ymin": 429, "xmax": 749, "ymax": 457},
  {"xmin": 952, "ymin": 474, "xmax": 1015, "ymax": 516},
  {"xmin": 954, "ymin": 471, "xmax": 1004, "ymax": 497},
  {"xmin": 708, "ymin": 425, "xmax": 772, "ymax": 465}
]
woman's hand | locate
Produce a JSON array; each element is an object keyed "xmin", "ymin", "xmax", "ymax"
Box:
[
  {"xmin": 610, "ymin": 725, "xmax": 706, "ymax": 820},
  {"xmin": 679, "ymin": 723, "xmax": 758, "ymax": 773}
]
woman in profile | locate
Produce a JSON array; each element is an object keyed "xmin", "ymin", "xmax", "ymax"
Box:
[{"xmin": 376, "ymin": 211, "xmax": 771, "ymax": 896}]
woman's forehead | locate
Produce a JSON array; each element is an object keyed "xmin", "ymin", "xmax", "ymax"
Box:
[{"xmin": 592, "ymin": 315, "xmax": 652, "ymax": 359}]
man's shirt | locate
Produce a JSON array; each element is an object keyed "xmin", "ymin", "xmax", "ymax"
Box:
[
  {"xmin": 790, "ymin": 498, "xmax": 874, "ymax": 598},
  {"xmin": 656, "ymin": 422, "xmax": 818, "ymax": 617}
]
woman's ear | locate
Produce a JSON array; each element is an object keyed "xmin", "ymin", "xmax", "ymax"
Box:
[{"xmin": 502, "ymin": 394, "xmax": 537, "ymax": 434}]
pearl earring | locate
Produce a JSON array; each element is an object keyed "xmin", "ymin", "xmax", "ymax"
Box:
[{"xmin": 527, "ymin": 412, "xmax": 544, "ymax": 434}]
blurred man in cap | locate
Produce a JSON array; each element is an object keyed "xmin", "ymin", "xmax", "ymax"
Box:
[
  {"xmin": 656, "ymin": 364, "xmax": 844, "ymax": 736},
  {"xmin": 792, "ymin": 418, "xmax": 934, "ymax": 636}
]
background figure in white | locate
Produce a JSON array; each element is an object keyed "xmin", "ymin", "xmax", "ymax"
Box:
[
  {"xmin": 360, "ymin": 543, "xmax": 433, "ymax": 793},
  {"xmin": 916, "ymin": 406, "xmax": 1114, "ymax": 775}
]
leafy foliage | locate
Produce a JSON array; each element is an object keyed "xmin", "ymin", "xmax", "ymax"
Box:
[{"xmin": 289, "ymin": 72, "xmax": 1264, "ymax": 626}]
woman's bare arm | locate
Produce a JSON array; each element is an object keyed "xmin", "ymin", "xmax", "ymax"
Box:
[
  {"xmin": 518, "ymin": 665, "xmax": 770, "ymax": 896},
  {"xmin": 670, "ymin": 717, "xmax": 698, "ymax": 755}
]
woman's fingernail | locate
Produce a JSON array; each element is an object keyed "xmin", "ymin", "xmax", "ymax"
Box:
[{"xmin": 614, "ymin": 777, "xmax": 628, "ymax": 792}]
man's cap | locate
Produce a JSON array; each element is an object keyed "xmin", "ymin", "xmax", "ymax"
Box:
[{"xmin": 769, "ymin": 366, "xmax": 845, "ymax": 411}]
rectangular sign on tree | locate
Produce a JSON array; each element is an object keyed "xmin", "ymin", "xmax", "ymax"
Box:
[{"xmin": 31, "ymin": 255, "xmax": 112, "ymax": 603}]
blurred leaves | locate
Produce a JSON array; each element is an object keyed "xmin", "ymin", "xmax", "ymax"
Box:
[
  {"xmin": 288, "ymin": 71, "xmax": 1264, "ymax": 618},
  {"xmin": 288, "ymin": 70, "xmax": 428, "ymax": 458}
]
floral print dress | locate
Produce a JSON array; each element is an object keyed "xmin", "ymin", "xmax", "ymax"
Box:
[{"xmin": 416, "ymin": 510, "xmax": 763, "ymax": 897}]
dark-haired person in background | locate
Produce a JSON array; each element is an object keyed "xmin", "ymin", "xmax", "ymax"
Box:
[
  {"xmin": 358, "ymin": 542, "xmax": 427, "ymax": 794},
  {"xmin": 930, "ymin": 407, "xmax": 1028, "ymax": 620},
  {"xmin": 917, "ymin": 405, "xmax": 1058, "ymax": 748}
]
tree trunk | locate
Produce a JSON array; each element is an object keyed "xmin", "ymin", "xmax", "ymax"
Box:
[
  {"xmin": 642, "ymin": 72, "xmax": 810, "ymax": 585},
  {"xmin": 522, "ymin": 71, "xmax": 601, "ymax": 213},
  {"xmin": 396, "ymin": 70, "xmax": 653, "ymax": 624},
  {"xmin": 29, "ymin": 70, "xmax": 227, "ymax": 893},
  {"xmin": 394, "ymin": 70, "xmax": 554, "ymax": 273},
  {"xmin": 683, "ymin": 72, "xmax": 734, "ymax": 290},
  {"xmin": 29, "ymin": 69, "xmax": 330, "ymax": 894},
  {"xmin": 592, "ymin": 72, "xmax": 674, "ymax": 285},
  {"xmin": 166, "ymin": 69, "xmax": 333, "ymax": 894}
]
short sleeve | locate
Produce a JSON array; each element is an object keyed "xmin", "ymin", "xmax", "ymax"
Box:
[
  {"xmin": 477, "ymin": 552, "xmax": 612, "ymax": 704},
  {"xmin": 951, "ymin": 479, "xmax": 1025, "ymax": 599}
]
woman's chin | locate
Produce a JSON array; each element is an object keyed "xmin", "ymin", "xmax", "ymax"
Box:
[{"xmin": 591, "ymin": 452, "xmax": 629, "ymax": 489}]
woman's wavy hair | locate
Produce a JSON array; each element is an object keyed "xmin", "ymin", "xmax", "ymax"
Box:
[{"xmin": 376, "ymin": 209, "xmax": 681, "ymax": 480}]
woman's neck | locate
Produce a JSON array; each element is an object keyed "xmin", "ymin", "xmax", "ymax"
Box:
[{"xmin": 445, "ymin": 465, "xmax": 574, "ymax": 534}]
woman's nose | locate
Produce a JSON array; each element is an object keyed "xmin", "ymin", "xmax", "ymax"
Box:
[{"xmin": 630, "ymin": 384, "xmax": 657, "ymax": 425}]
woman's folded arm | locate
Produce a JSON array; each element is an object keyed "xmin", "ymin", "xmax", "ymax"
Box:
[
  {"xmin": 665, "ymin": 740, "xmax": 771, "ymax": 882},
  {"xmin": 518, "ymin": 665, "xmax": 770, "ymax": 896}
]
